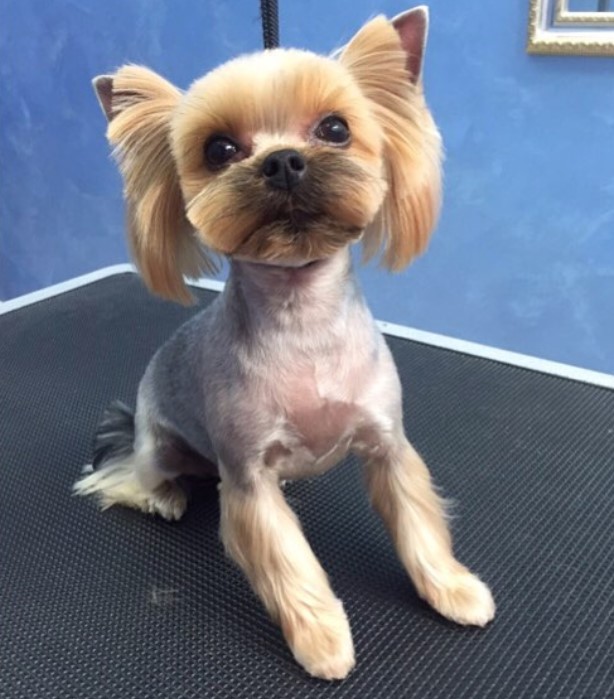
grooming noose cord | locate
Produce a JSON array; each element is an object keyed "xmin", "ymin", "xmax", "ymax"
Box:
[{"xmin": 260, "ymin": 0, "xmax": 280, "ymax": 49}]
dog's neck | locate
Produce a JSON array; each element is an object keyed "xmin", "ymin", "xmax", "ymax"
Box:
[{"xmin": 224, "ymin": 248, "xmax": 365, "ymax": 339}]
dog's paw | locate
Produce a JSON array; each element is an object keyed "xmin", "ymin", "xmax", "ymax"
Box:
[
  {"xmin": 285, "ymin": 599, "xmax": 355, "ymax": 681},
  {"xmin": 145, "ymin": 481, "xmax": 188, "ymax": 521},
  {"xmin": 422, "ymin": 567, "xmax": 495, "ymax": 627}
]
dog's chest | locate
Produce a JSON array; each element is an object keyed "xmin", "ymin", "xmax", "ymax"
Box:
[
  {"xmin": 264, "ymin": 347, "xmax": 372, "ymax": 476},
  {"xmin": 287, "ymin": 378, "xmax": 359, "ymax": 454}
]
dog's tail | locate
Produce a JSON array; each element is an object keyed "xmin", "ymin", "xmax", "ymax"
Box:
[
  {"xmin": 92, "ymin": 400, "xmax": 135, "ymax": 470},
  {"xmin": 73, "ymin": 400, "xmax": 145, "ymax": 509},
  {"xmin": 74, "ymin": 401, "xmax": 191, "ymax": 519}
]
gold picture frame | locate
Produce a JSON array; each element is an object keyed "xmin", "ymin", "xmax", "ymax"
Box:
[{"xmin": 528, "ymin": 0, "xmax": 614, "ymax": 55}]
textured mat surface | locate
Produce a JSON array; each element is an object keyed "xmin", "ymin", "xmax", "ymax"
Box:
[{"xmin": 1, "ymin": 273, "xmax": 613, "ymax": 699}]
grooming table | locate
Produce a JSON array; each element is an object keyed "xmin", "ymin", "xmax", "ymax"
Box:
[{"xmin": 1, "ymin": 268, "xmax": 613, "ymax": 699}]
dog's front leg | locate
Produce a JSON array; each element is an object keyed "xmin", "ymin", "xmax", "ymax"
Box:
[
  {"xmin": 362, "ymin": 430, "xmax": 495, "ymax": 627},
  {"xmin": 219, "ymin": 471, "xmax": 355, "ymax": 680}
]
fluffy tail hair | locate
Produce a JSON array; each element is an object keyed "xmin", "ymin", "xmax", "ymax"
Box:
[{"xmin": 92, "ymin": 401, "xmax": 136, "ymax": 470}]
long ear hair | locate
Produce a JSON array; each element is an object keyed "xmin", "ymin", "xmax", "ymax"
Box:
[
  {"xmin": 340, "ymin": 8, "xmax": 442, "ymax": 270},
  {"xmin": 93, "ymin": 66, "xmax": 214, "ymax": 303}
]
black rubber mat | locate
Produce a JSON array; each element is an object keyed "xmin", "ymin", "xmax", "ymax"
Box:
[{"xmin": 1, "ymin": 272, "xmax": 613, "ymax": 699}]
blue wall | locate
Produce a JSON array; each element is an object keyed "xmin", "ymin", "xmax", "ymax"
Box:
[{"xmin": 2, "ymin": 0, "xmax": 613, "ymax": 373}]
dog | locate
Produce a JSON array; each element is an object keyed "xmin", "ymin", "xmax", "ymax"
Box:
[{"xmin": 74, "ymin": 6, "xmax": 495, "ymax": 680}]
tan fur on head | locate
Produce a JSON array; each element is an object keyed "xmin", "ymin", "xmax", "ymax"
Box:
[
  {"xmin": 93, "ymin": 8, "xmax": 442, "ymax": 301},
  {"xmin": 95, "ymin": 65, "xmax": 214, "ymax": 304},
  {"xmin": 341, "ymin": 13, "xmax": 442, "ymax": 269},
  {"xmin": 170, "ymin": 49, "xmax": 387, "ymax": 267}
]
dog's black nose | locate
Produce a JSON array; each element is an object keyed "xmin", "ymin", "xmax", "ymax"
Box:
[{"xmin": 261, "ymin": 149, "xmax": 306, "ymax": 191}]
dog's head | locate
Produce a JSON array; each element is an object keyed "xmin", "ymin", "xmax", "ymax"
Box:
[{"xmin": 95, "ymin": 7, "xmax": 442, "ymax": 303}]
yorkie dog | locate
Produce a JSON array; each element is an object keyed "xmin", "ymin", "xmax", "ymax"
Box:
[{"xmin": 75, "ymin": 6, "xmax": 495, "ymax": 680}]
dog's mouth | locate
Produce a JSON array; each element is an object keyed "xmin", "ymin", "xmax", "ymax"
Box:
[
  {"xmin": 258, "ymin": 190, "xmax": 362, "ymax": 236},
  {"xmin": 262, "ymin": 197, "xmax": 324, "ymax": 232},
  {"xmin": 231, "ymin": 207, "xmax": 362, "ymax": 267},
  {"xmin": 284, "ymin": 209, "xmax": 320, "ymax": 233}
]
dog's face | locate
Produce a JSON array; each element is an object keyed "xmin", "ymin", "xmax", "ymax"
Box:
[
  {"xmin": 94, "ymin": 7, "xmax": 442, "ymax": 302},
  {"xmin": 173, "ymin": 50, "xmax": 385, "ymax": 267}
]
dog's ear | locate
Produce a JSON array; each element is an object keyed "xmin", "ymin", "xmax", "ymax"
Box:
[
  {"xmin": 340, "ymin": 7, "xmax": 442, "ymax": 270},
  {"xmin": 391, "ymin": 6, "xmax": 429, "ymax": 86},
  {"xmin": 93, "ymin": 66, "xmax": 213, "ymax": 304}
]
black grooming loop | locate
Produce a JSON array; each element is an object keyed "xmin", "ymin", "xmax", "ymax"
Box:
[{"xmin": 260, "ymin": 0, "xmax": 280, "ymax": 49}]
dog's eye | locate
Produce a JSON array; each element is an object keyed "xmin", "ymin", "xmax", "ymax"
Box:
[
  {"xmin": 204, "ymin": 136, "xmax": 241, "ymax": 169},
  {"xmin": 314, "ymin": 116, "xmax": 350, "ymax": 145}
]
